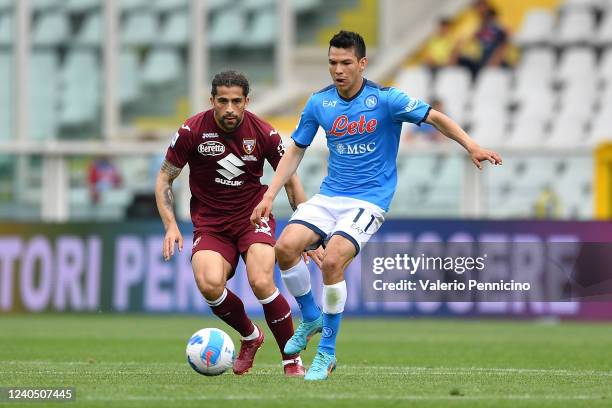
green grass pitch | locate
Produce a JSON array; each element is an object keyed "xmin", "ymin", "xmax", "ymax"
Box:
[{"xmin": 1, "ymin": 314, "xmax": 611, "ymax": 407}]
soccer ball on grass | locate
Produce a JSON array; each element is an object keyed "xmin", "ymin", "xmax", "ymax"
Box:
[{"xmin": 186, "ymin": 328, "xmax": 235, "ymax": 376}]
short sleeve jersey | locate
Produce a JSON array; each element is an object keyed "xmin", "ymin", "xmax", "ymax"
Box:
[
  {"xmin": 291, "ymin": 79, "xmax": 431, "ymax": 211},
  {"xmin": 165, "ymin": 110, "xmax": 285, "ymax": 231}
]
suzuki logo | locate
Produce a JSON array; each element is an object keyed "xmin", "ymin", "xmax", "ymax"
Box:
[
  {"xmin": 329, "ymin": 115, "xmax": 377, "ymax": 137},
  {"xmin": 217, "ymin": 153, "xmax": 245, "ymax": 180}
]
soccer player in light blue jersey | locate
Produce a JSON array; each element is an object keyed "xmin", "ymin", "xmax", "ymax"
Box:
[{"xmin": 251, "ymin": 31, "xmax": 502, "ymax": 381}]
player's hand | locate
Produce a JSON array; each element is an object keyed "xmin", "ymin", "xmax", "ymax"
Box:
[
  {"xmin": 251, "ymin": 195, "xmax": 274, "ymax": 227},
  {"xmin": 469, "ymin": 146, "xmax": 502, "ymax": 170},
  {"xmin": 163, "ymin": 224, "xmax": 183, "ymax": 261},
  {"xmin": 302, "ymin": 246, "xmax": 324, "ymax": 268}
]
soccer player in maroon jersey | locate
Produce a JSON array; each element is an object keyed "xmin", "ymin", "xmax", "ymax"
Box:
[{"xmin": 155, "ymin": 71, "xmax": 307, "ymax": 376}]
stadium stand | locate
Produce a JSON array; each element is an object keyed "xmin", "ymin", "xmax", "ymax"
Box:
[{"xmin": 0, "ymin": 0, "xmax": 607, "ymax": 220}]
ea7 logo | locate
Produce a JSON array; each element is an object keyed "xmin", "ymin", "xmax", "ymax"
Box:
[{"xmin": 323, "ymin": 100, "xmax": 337, "ymax": 108}]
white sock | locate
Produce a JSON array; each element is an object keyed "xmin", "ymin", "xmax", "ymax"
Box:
[
  {"xmin": 282, "ymin": 356, "xmax": 303, "ymax": 366},
  {"xmin": 258, "ymin": 289, "xmax": 280, "ymax": 305},
  {"xmin": 204, "ymin": 288, "xmax": 227, "ymax": 307},
  {"xmin": 322, "ymin": 281, "xmax": 347, "ymax": 314},
  {"xmin": 281, "ymin": 259, "xmax": 311, "ymax": 297},
  {"xmin": 241, "ymin": 325, "xmax": 260, "ymax": 341}
]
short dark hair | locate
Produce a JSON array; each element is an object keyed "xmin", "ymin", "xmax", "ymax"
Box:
[
  {"xmin": 211, "ymin": 70, "xmax": 250, "ymax": 97},
  {"xmin": 329, "ymin": 30, "xmax": 366, "ymax": 60}
]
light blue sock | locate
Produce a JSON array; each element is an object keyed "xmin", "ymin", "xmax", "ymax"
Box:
[
  {"xmin": 295, "ymin": 290, "xmax": 321, "ymax": 322},
  {"xmin": 318, "ymin": 312, "xmax": 342, "ymax": 355}
]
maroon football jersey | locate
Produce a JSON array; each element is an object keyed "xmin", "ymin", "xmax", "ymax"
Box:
[{"xmin": 165, "ymin": 109, "xmax": 285, "ymax": 232}]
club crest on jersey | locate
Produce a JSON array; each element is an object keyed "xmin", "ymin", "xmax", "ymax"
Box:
[
  {"xmin": 329, "ymin": 114, "xmax": 378, "ymax": 137},
  {"xmin": 365, "ymin": 95, "xmax": 378, "ymax": 108},
  {"xmin": 198, "ymin": 141, "xmax": 225, "ymax": 156},
  {"xmin": 242, "ymin": 138, "xmax": 256, "ymax": 155}
]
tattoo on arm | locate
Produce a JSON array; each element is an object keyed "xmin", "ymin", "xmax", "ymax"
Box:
[
  {"xmin": 162, "ymin": 185, "xmax": 174, "ymax": 212},
  {"xmin": 161, "ymin": 160, "xmax": 181, "ymax": 181}
]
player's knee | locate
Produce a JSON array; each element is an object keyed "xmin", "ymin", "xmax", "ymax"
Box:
[
  {"xmin": 275, "ymin": 238, "xmax": 301, "ymax": 269},
  {"xmin": 248, "ymin": 273, "xmax": 274, "ymax": 297},
  {"xmin": 321, "ymin": 254, "xmax": 343, "ymax": 277},
  {"xmin": 196, "ymin": 274, "xmax": 225, "ymax": 302}
]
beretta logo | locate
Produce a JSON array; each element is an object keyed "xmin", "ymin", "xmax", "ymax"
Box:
[{"xmin": 198, "ymin": 141, "xmax": 225, "ymax": 156}]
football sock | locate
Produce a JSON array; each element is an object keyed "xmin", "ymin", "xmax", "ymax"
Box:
[
  {"xmin": 207, "ymin": 288, "xmax": 255, "ymax": 338},
  {"xmin": 281, "ymin": 259, "xmax": 321, "ymax": 322},
  {"xmin": 259, "ymin": 289, "xmax": 298, "ymax": 360},
  {"xmin": 318, "ymin": 281, "xmax": 347, "ymax": 356}
]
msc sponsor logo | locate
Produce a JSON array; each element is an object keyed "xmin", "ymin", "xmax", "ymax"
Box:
[
  {"xmin": 329, "ymin": 114, "xmax": 377, "ymax": 137},
  {"xmin": 198, "ymin": 141, "xmax": 225, "ymax": 156},
  {"xmin": 323, "ymin": 100, "xmax": 337, "ymax": 108},
  {"xmin": 335, "ymin": 142, "xmax": 376, "ymax": 155},
  {"xmin": 365, "ymin": 95, "xmax": 378, "ymax": 108}
]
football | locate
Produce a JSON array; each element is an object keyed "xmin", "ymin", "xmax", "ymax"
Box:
[{"xmin": 186, "ymin": 328, "xmax": 235, "ymax": 376}]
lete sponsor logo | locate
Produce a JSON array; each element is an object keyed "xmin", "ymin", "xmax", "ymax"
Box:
[
  {"xmin": 329, "ymin": 115, "xmax": 377, "ymax": 137},
  {"xmin": 198, "ymin": 141, "xmax": 225, "ymax": 156}
]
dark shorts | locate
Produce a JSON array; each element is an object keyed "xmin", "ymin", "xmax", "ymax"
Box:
[{"xmin": 191, "ymin": 215, "xmax": 276, "ymax": 274}]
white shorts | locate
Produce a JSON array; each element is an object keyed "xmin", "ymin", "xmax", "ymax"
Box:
[{"xmin": 288, "ymin": 194, "xmax": 385, "ymax": 255}]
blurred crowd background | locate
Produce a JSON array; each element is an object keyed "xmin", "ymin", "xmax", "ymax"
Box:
[{"xmin": 0, "ymin": 0, "xmax": 611, "ymax": 223}]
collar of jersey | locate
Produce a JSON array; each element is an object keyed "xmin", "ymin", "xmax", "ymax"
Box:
[{"xmin": 336, "ymin": 77, "xmax": 367, "ymax": 103}]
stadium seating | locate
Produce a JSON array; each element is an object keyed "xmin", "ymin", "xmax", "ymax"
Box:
[
  {"xmin": 122, "ymin": 11, "xmax": 157, "ymax": 47},
  {"xmin": 65, "ymin": 0, "xmax": 100, "ymax": 14},
  {"xmin": 556, "ymin": 8, "xmax": 596, "ymax": 46},
  {"xmin": 0, "ymin": 51, "xmax": 11, "ymax": 141},
  {"xmin": 142, "ymin": 48, "xmax": 181, "ymax": 85},
  {"xmin": 243, "ymin": 9, "xmax": 277, "ymax": 48},
  {"xmin": 30, "ymin": 51, "xmax": 59, "ymax": 140},
  {"xmin": 209, "ymin": 9, "xmax": 247, "ymax": 48},
  {"xmin": 119, "ymin": 50, "xmax": 142, "ymax": 104},
  {"xmin": 395, "ymin": 66, "xmax": 430, "ymax": 101},
  {"xmin": 59, "ymin": 50, "xmax": 100, "ymax": 126},
  {"xmin": 515, "ymin": 9, "xmax": 555, "ymax": 47},
  {"xmin": 158, "ymin": 11, "xmax": 188, "ymax": 46},
  {"xmin": 32, "ymin": 0, "xmax": 62, "ymax": 12},
  {"xmin": 73, "ymin": 12, "xmax": 101, "ymax": 47},
  {"xmin": 32, "ymin": 11, "xmax": 70, "ymax": 47},
  {"xmin": 153, "ymin": 0, "xmax": 188, "ymax": 13}
]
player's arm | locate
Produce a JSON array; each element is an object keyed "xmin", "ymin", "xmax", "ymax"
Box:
[
  {"xmin": 252, "ymin": 143, "xmax": 306, "ymax": 226},
  {"xmin": 283, "ymin": 174, "xmax": 307, "ymax": 211},
  {"xmin": 424, "ymin": 109, "xmax": 503, "ymax": 169},
  {"xmin": 155, "ymin": 159, "xmax": 184, "ymax": 261}
]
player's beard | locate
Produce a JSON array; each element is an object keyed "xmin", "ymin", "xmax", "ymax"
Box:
[{"xmin": 217, "ymin": 114, "xmax": 241, "ymax": 132}]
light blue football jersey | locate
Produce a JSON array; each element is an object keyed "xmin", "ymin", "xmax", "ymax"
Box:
[{"xmin": 292, "ymin": 79, "xmax": 431, "ymax": 211}]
